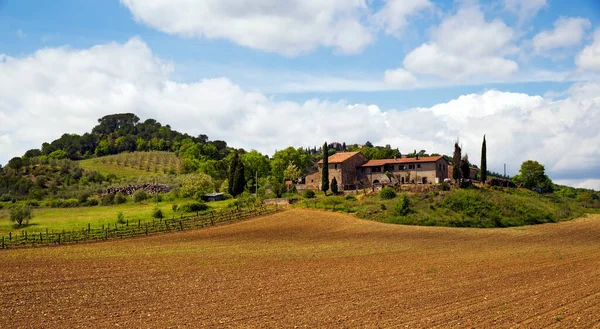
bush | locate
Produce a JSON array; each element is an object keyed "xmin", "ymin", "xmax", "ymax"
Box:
[
  {"xmin": 46, "ymin": 199, "xmax": 63, "ymax": 208},
  {"xmin": 116, "ymin": 212, "xmax": 126, "ymax": 224},
  {"xmin": 345, "ymin": 194, "xmax": 357, "ymax": 201},
  {"xmin": 61, "ymin": 198, "xmax": 80, "ymax": 208},
  {"xmin": 133, "ymin": 190, "xmax": 148, "ymax": 203},
  {"xmin": 114, "ymin": 192, "xmax": 127, "ymax": 204},
  {"xmin": 172, "ymin": 204, "xmax": 179, "ymax": 212},
  {"xmin": 303, "ymin": 190, "xmax": 316, "ymax": 199},
  {"xmin": 439, "ymin": 182, "xmax": 451, "ymax": 191},
  {"xmin": 101, "ymin": 193, "xmax": 115, "ymax": 206},
  {"xmin": 180, "ymin": 201, "xmax": 208, "ymax": 213},
  {"xmin": 26, "ymin": 200, "xmax": 40, "ymax": 207},
  {"xmin": 77, "ymin": 191, "xmax": 91, "ymax": 204},
  {"xmin": 380, "ymin": 187, "xmax": 397, "ymax": 200},
  {"xmin": 152, "ymin": 207, "xmax": 164, "ymax": 219},
  {"xmin": 394, "ymin": 193, "xmax": 412, "ymax": 216},
  {"xmin": 82, "ymin": 199, "xmax": 99, "ymax": 207},
  {"xmin": 0, "ymin": 194, "xmax": 11, "ymax": 202},
  {"xmin": 10, "ymin": 205, "xmax": 32, "ymax": 226}
]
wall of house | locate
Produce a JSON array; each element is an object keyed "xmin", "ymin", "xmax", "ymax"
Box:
[
  {"xmin": 339, "ymin": 155, "xmax": 367, "ymax": 188},
  {"xmin": 357, "ymin": 160, "xmax": 449, "ymax": 185}
]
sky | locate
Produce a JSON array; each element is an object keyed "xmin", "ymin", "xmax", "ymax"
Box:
[{"xmin": 1, "ymin": 0, "xmax": 600, "ymax": 190}]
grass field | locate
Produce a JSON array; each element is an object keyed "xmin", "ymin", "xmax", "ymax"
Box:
[
  {"xmin": 1, "ymin": 209, "xmax": 599, "ymax": 327},
  {"xmin": 0, "ymin": 199, "xmax": 232, "ymax": 235}
]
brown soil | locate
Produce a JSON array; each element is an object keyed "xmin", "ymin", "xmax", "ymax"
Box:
[{"xmin": 1, "ymin": 209, "xmax": 599, "ymax": 328}]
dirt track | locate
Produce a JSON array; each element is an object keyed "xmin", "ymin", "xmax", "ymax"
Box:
[{"xmin": 1, "ymin": 209, "xmax": 599, "ymax": 328}]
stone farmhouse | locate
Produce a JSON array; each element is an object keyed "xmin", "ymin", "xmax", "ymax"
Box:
[{"xmin": 304, "ymin": 152, "xmax": 453, "ymax": 191}]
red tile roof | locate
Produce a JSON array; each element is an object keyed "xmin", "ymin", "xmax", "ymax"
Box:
[
  {"xmin": 318, "ymin": 152, "xmax": 363, "ymax": 164},
  {"xmin": 361, "ymin": 156, "xmax": 446, "ymax": 167}
]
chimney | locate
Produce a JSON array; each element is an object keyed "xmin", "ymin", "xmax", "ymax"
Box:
[{"xmin": 416, "ymin": 154, "xmax": 419, "ymax": 160}]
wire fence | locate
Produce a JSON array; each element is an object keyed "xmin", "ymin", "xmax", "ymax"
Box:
[{"xmin": 0, "ymin": 205, "xmax": 281, "ymax": 249}]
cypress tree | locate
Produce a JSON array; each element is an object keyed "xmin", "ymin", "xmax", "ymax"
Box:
[
  {"xmin": 481, "ymin": 135, "xmax": 487, "ymax": 184},
  {"xmin": 461, "ymin": 154, "xmax": 470, "ymax": 181},
  {"xmin": 452, "ymin": 141, "xmax": 462, "ymax": 183},
  {"xmin": 233, "ymin": 158, "xmax": 246, "ymax": 196},
  {"xmin": 228, "ymin": 152, "xmax": 239, "ymax": 195},
  {"xmin": 321, "ymin": 142, "xmax": 329, "ymax": 195},
  {"xmin": 331, "ymin": 177, "xmax": 338, "ymax": 195}
]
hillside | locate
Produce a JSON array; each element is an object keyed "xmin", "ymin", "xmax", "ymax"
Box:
[{"xmin": 78, "ymin": 151, "xmax": 181, "ymax": 178}]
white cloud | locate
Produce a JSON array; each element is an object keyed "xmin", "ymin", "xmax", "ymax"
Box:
[
  {"xmin": 400, "ymin": 5, "xmax": 518, "ymax": 80},
  {"xmin": 120, "ymin": 0, "xmax": 374, "ymax": 56},
  {"xmin": 373, "ymin": 0, "xmax": 432, "ymax": 37},
  {"xmin": 576, "ymin": 29, "xmax": 600, "ymax": 72},
  {"xmin": 383, "ymin": 68, "xmax": 416, "ymax": 87},
  {"xmin": 1, "ymin": 38, "xmax": 600, "ymax": 187},
  {"xmin": 533, "ymin": 17, "xmax": 591, "ymax": 53},
  {"xmin": 504, "ymin": 0, "xmax": 547, "ymax": 21}
]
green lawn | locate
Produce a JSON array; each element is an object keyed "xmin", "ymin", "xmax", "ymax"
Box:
[{"xmin": 0, "ymin": 199, "xmax": 232, "ymax": 235}]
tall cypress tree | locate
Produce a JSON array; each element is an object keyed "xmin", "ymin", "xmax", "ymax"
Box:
[
  {"xmin": 228, "ymin": 152, "xmax": 239, "ymax": 195},
  {"xmin": 233, "ymin": 158, "xmax": 246, "ymax": 196},
  {"xmin": 461, "ymin": 154, "xmax": 470, "ymax": 181},
  {"xmin": 331, "ymin": 177, "xmax": 338, "ymax": 195},
  {"xmin": 321, "ymin": 142, "xmax": 329, "ymax": 195},
  {"xmin": 452, "ymin": 141, "xmax": 462, "ymax": 183},
  {"xmin": 481, "ymin": 135, "xmax": 487, "ymax": 184}
]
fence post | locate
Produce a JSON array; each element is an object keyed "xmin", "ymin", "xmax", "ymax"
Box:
[
  {"xmin": 2, "ymin": 236, "xmax": 4, "ymax": 249},
  {"xmin": 105, "ymin": 229, "xmax": 108, "ymax": 240},
  {"xmin": 40, "ymin": 232, "xmax": 43, "ymax": 243},
  {"xmin": 58, "ymin": 234, "xmax": 61, "ymax": 245},
  {"xmin": 179, "ymin": 220, "xmax": 183, "ymax": 231},
  {"xmin": 138, "ymin": 219, "xmax": 141, "ymax": 228},
  {"xmin": 88, "ymin": 223, "xmax": 91, "ymax": 234},
  {"xmin": 145, "ymin": 224, "xmax": 148, "ymax": 235},
  {"xmin": 9, "ymin": 232, "xmax": 11, "ymax": 241},
  {"xmin": 126, "ymin": 219, "xmax": 129, "ymax": 227}
]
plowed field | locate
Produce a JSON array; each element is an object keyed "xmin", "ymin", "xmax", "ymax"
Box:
[{"xmin": 1, "ymin": 209, "xmax": 599, "ymax": 328}]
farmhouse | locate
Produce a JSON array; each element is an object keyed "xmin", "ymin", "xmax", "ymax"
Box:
[{"xmin": 305, "ymin": 152, "xmax": 452, "ymax": 191}]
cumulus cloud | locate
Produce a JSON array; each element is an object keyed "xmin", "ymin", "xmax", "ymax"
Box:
[
  {"xmin": 576, "ymin": 29, "xmax": 600, "ymax": 72},
  {"xmin": 1, "ymin": 38, "xmax": 600, "ymax": 189},
  {"xmin": 399, "ymin": 5, "xmax": 518, "ymax": 80},
  {"xmin": 503, "ymin": 0, "xmax": 547, "ymax": 22},
  {"xmin": 373, "ymin": 0, "xmax": 433, "ymax": 37},
  {"xmin": 383, "ymin": 68, "xmax": 416, "ymax": 87},
  {"xmin": 120, "ymin": 0, "xmax": 374, "ymax": 56},
  {"xmin": 532, "ymin": 17, "xmax": 591, "ymax": 53}
]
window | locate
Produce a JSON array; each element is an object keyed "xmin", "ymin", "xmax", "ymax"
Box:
[
  {"xmin": 399, "ymin": 165, "xmax": 405, "ymax": 170},
  {"xmin": 408, "ymin": 164, "xmax": 415, "ymax": 170},
  {"xmin": 372, "ymin": 167, "xmax": 381, "ymax": 173},
  {"xmin": 417, "ymin": 164, "xmax": 421, "ymax": 169}
]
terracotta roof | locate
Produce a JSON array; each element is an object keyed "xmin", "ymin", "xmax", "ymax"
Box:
[
  {"xmin": 318, "ymin": 152, "xmax": 363, "ymax": 164},
  {"xmin": 361, "ymin": 156, "xmax": 446, "ymax": 167}
]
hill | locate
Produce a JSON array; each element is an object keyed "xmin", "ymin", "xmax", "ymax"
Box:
[{"xmin": 78, "ymin": 151, "xmax": 181, "ymax": 178}]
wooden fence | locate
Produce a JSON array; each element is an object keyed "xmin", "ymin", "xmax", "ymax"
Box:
[{"xmin": 0, "ymin": 205, "xmax": 280, "ymax": 249}]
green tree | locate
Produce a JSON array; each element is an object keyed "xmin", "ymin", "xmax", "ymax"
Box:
[
  {"xmin": 321, "ymin": 142, "xmax": 329, "ymax": 195},
  {"xmin": 481, "ymin": 135, "xmax": 487, "ymax": 184},
  {"xmin": 452, "ymin": 142, "xmax": 462, "ymax": 182},
  {"xmin": 10, "ymin": 205, "xmax": 32, "ymax": 226},
  {"xmin": 461, "ymin": 154, "xmax": 470, "ymax": 180},
  {"xmin": 331, "ymin": 177, "xmax": 338, "ymax": 194},
  {"xmin": 241, "ymin": 150, "xmax": 271, "ymax": 192},
  {"xmin": 512, "ymin": 160, "xmax": 553, "ymax": 192},
  {"xmin": 232, "ymin": 158, "xmax": 246, "ymax": 196},
  {"xmin": 228, "ymin": 152, "xmax": 240, "ymax": 195},
  {"xmin": 394, "ymin": 193, "xmax": 412, "ymax": 216},
  {"xmin": 180, "ymin": 173, "xmax": 214, "ymax": 197},
  {"xmin": 283, "ymin": 163, "xmax": 301, "ymax": 182}
]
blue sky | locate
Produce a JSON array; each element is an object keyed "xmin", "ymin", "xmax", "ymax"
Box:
[{"xmin": 1, "ymin": 0, "xmax": 600, "ymax": 189}]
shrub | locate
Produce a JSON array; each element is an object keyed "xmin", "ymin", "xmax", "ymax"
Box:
[
  {"xmin": 439, "ymin": 182, "xmax": 451, "ymax": 191},
  {"xmin": 47, "ymin": 199, "xmax": 63, "ymax": 208},
  {"xmin": 77, "ymin": 191, "xmax": 91, "ymax": 204},
  {"xmin": 380, "ymin": 203, "xmax": 387, "ymax": 211},
  {"xmin": 61, "ymin": 198, "xmax": 80, "ymax": 208},
  {"xmin": 180, "ymin": 201, "xmax": 208, "ymax": 213},
  {"xmin": 0, "ymin": 194, "xmax": 11, "ymax": 202},
  {"xmin": 26, "ymin": 200, "xmax": 40, "ymax": 207},
  {"xmin": 172, "ymin": 204, "xmax": 179, "ymax": 212},
  {"xmin": 101, "ymin": 193, "xmax": 115, "ymax": 206},
  {"xmin": 82, "ymin": 199, "xmax": 99, "ymax": 207},
  {"xmin": 394, "ymin": 193, "xmax": 412, "ymax": 216},
  {"xmin": 133, "ymin": 190, "xmax": 148, "ymax": 203},
  {"xmin": 303, "ymin": 190, "xmax": 316, "ymax": 199},
  {"xmin": 380, "ymin": 187, "xmax": 397, "ymax": 200},
  {"xmin": 345, "ymin": 194, "xmax": 357, "ymax": 201},
  {"xmin": 10, "ymin": 205, "xmax": 32, "ymax": 226},
  {"xmin": 116, "ymin": 212, "xmax": 126, "ymax": 224},
  {"xmin": 152, "ymin": 207, "xmax": 164, "ymax": 219},
  {"xmin": 114, "ymin": 192, "xmax": 127, "ymax": 204}
]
